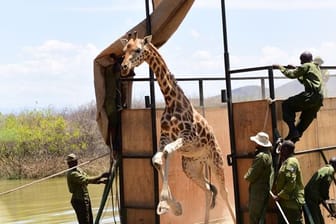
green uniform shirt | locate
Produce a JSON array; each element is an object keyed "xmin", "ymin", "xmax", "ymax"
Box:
[
  {"xmin": 244, "ymin": 149, "xmax": 274, "ymax": 188},
  {"xmin": 67, "ymin": 167, "xmax": 90, "ymax": 200},
  {"xmin": 305, "ymin": 164, "xmax": 335, "ymax": 203},
  {"xmin": 104, "ymin": 64, "xmax": 121, "ymax": 125},
  {"xmin": 244, "ymin": 149, "xmax": 274, "ymax": 223},
  {"xmin": 279, "ymin": 62, "xmax": 323, "ymax": 94},
  {"xmin": 276, "ymin": 156, "xmax": 305, "ymax": 209}
]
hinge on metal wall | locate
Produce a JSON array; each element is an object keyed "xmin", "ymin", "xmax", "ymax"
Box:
[{"xmin": 226, "ymin": 154, "xmax": 234, "ymax": 166}]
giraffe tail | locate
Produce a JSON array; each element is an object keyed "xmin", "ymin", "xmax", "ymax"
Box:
[{"xmin": 210, "ymin": 153, "xmax": 236, "ymax": 222}]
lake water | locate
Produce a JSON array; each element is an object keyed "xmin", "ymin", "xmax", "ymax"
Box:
[{"xmin": 0, "ymin": 177, "xmax": 119, "ymax": 224}]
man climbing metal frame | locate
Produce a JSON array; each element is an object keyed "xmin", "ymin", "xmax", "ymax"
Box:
[{"xmin": 273, "ymin": 51, "xmax": 324, "ymax": 143}]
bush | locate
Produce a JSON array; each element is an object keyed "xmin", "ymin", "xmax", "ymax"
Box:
[{"xmin": 0, "ymin": 103, "xmax": 109, "ymax": 179}]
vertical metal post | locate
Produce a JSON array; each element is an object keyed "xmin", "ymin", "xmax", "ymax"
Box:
[
  {"xmin": 198, "ymin": 80, "xmax": 206, "ymax": 116},
  {"xmin": 199, "ymin": 80, "xmax": 204, "ymax": 107},
  {"xmin": 145, "ymin": 1, "xmax": 160, "ymax": 224},
  {"xmin": 268, "ymin": 68, "xmax": 277, "ymax": 142},
  {"xmin": 220, "ymin": 0, "xmax": 241, "ymax": 223},
  {"xmin": 261, "ymin": 78, "xmax": 266, "ymax": 99}
]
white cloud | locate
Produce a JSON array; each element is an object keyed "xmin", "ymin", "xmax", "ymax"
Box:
[
  {"xmin": 0, "ymin": 40, "xmax": 100, "ymax": 113},
  {"xmin": 1, "ymin": 40, "xmax": 98, "ymax": 76},
  {"xmin": 190, "ymin": 29, "xmax": 201, "ymax": 39},
  {"xmin": 258, "ymin": 41, "xmax": 336, "ymax": 66},
  {"xmin": 259, "ymin": 46, "xmax": 292, "ymax": 65},
  {"xmin": 315, "ymin": 41, "xmax": 336, "ymax": 65},
  {"xmin": 195, "ymin": 0, "xmax": 336, "ymax": 10},
  {"xmin": 65, "ymin": 0, "xmax": 144, "ymax": 13}
]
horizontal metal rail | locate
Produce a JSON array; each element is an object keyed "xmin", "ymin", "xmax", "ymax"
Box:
[{"xmin": 295, "ymin": 145, "xmax": 336, "ymax": 155}]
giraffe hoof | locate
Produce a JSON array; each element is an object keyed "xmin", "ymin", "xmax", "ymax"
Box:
[{"xmin": 157, "ymin": 201, "xmax": 170, "ymax": 215}]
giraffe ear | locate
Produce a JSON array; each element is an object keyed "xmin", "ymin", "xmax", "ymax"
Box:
[
  {"xmin": 120, "ymin": 38, "xmax": 128, "ymax": 47},
  {"xmin": 143, "ymin": 35, "xmax": 152, "ymax": 44}
]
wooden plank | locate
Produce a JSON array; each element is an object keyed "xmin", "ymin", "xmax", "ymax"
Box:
[
  {"xmin": 233, "ymin": 100, "xmax": 273, "ymax": 155},
  {"xmin": 123, "ymin": 158, "xmax": 155, "ymax": 207},
  {"xmin": 126, "ymin": 208, "xmax": 156, "ymax": 224},
  {"xmin": 122, "ymin": 109, "xmax": 153, "ymax": 156},
  {"xmin": 316, "ymin": 98, "xmax": 336, "ymax": 147}
]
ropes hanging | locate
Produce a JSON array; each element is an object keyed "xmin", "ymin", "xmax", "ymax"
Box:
[{"xmin": 94, "ymin": 156, "xmax": 121, "ymax": 224}]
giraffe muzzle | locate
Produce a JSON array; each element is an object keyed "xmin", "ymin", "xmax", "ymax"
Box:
[{"xmin": 121, "ymin": 64, "xmax": 130, "ymax": 76}]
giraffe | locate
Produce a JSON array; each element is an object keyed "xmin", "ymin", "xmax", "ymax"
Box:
[{"xmin": 120, "ymin": 32, "xmax": 235, "ymax": 223}]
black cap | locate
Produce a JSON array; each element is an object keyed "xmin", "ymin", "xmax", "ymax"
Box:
[
  {"xmin": 329, "ymin": 157, "xmax": 336, "ymax": 168},
  {"xmin": 66, "ymin": 153, "xmax": 78, "ymax": 163},
  {"xmin": 281, "ymin": 140, "xmax": 295, "ymax": 153},
  {"xmin": 300, "ymin": 51, "xmax": 313, "ymax": 64}
]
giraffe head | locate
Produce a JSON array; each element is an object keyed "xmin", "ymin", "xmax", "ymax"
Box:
[{"xmin": 120, "ymin": 31, "xmax": 152, "ymax": 76}]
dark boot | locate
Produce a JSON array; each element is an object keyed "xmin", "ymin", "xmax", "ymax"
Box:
[
  {"xmin": 285, "ymin": 130, "xmax": 301, "ymax": 142},
  {"xmin": 285, "ymin": 125, "xmax": 301, "ymax": 143}
]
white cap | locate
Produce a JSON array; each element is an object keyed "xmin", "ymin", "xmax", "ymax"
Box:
[
  {"xmin": 250, "ymin": 132, "xmax": 272, "ymax": 147},
  {"xmin": 313, "ymin": 56, "xmax": 324, "ymax": 65}
]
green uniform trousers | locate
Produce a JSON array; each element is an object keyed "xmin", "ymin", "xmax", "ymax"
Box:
[
  {"xmin": 304, "ymin": 199, "xmax": 324, "ymax": 224},
  {"xmin": 278, "ymin": 206, "xmax": 303, "ymax": 224},
  {"xmin": 71, "ymin": 197, "xmax": 93, "ymax": 224},
  {"xmin": 282, "ymin": 91, "xmax": 323, "ymax": 134}
]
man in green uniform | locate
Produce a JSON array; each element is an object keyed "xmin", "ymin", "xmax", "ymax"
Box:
[
  {"xmin": 244, "ymin": 132, "xmax": 274, "ymax": 224},
  {"xmin": 104, "ymin": 53, "xmax": 122, "ymax": 149},
  {"xmin": 66, "ymin": 153, "xmax": 109, "ymax": 224},
  {"xmin": 273, "ymin": 51, "xmax": 323, "ymax": 142},
  {"xmin": 273, "ymin": 140, "xmax": 305, "ymax": 224},
  {"xmin": 104, "ymin": 53, "xmax": 135, "ymax": 152},
  {"xmin": 304, "ymin": 157, "xmax": 336, "ymax": 224}
]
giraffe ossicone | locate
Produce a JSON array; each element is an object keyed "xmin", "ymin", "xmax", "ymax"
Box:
[{"xmin": 120, "ymin": 31, "xmax": 235, "ymax": 223}]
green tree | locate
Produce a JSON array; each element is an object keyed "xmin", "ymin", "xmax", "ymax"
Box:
[{"xmin": 0, "ymin": 105, "xmax": 108, "ymax": 179}]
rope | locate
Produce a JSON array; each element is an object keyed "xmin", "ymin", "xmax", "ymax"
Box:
[
  {"xmin": 113, "ymin": 166, "xmax": 120, "ymax": 223},
  {"xmin": 0, "ymin": 152, "xmax": 109, "ymax": 197},
  {"xmin": 262, "ymin": 97, "xmax": 277, "ymax": 131},
  {"xmin": 94, "ymin": 156, "xmax": 120, "ymax": 224},
  {"xmin": 262, "ymin": 103, "xmax": 269, "ymax": 131},
  {"xmin": 94, "ymin": 131, "xmax": 121, "ymax": 224}
]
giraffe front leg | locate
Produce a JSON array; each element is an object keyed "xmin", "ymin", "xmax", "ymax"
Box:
[
  {"xmin": 152, "ymin": 150, "xmax": 171, "ymax": 215},
  {"xmin": 153, "ymin": 138, "xmax": 185, "ymax": 216},
  {"xmin": 163, "ymin": 137, "xmax": 183, "ymax": 154},
  {"xmin": 152, "ymin": 151, "xmax": 164, "ymax": 167},
  {"xmin": 154, "ymin": 152, "xmax": 172, "ymax": 215},
  {"xmin": 156, "ymin": 154, "xmax": 182, "ymax": 216},
  {"xmin": 156, "ymin": 184, "xmax": 182, "ymax": 216},
  {"xmin": 162, "ymin": 138, "xmax": 184, "ymax": 215},
  {"xmin": 153, "ymin": 137, "xmax": 183, "ymax": 167}
]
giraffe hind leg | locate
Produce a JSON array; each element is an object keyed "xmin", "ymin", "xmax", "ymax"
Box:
[
  {"xmin": 211, "ymin": 153, "xmax": 236, "ymax": 222},
  {"xmin": 209, "ymin": 183, "xmax": 218, "ymax": 209},
  {"xmin": 182, "ymin": 157, "xmax": 215, "ymax": 209}
]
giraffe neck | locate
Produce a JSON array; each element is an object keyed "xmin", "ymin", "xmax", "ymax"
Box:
[{"xmin": 144, "ymin": 43, "xmax": 191, "ymax": 108}]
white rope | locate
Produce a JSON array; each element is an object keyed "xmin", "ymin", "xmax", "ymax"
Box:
[
  {"xmin": 262, "ymin": 100, "xmax": 270, "ymax": 131},
  {"xmin": 263, "ymin": 97, "xmax": 277, "ymax": 131},
  {"xmin": 0, "ymin": 152, "xmax": 109, "ymax": 196}
]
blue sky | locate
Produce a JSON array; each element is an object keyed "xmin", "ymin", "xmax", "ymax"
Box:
[{"xmin": 1, "ymin": 0, "xmax": 336, "ymax": 113}]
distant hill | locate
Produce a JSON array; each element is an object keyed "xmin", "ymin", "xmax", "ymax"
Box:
[
  {"xmin": 227, "ymin": 75, "xmax": 336, "ymax": 102},
  {"xmin": 276, "ymin": 76, "xmax": 336, "ymax": 98},
  {"xmin": 232, "ymin": 85, "xmax": 263, "ymax": 102},
  {"xmin": 166, "ymin": 75, "xmax": 336, "ymax": 107}
]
